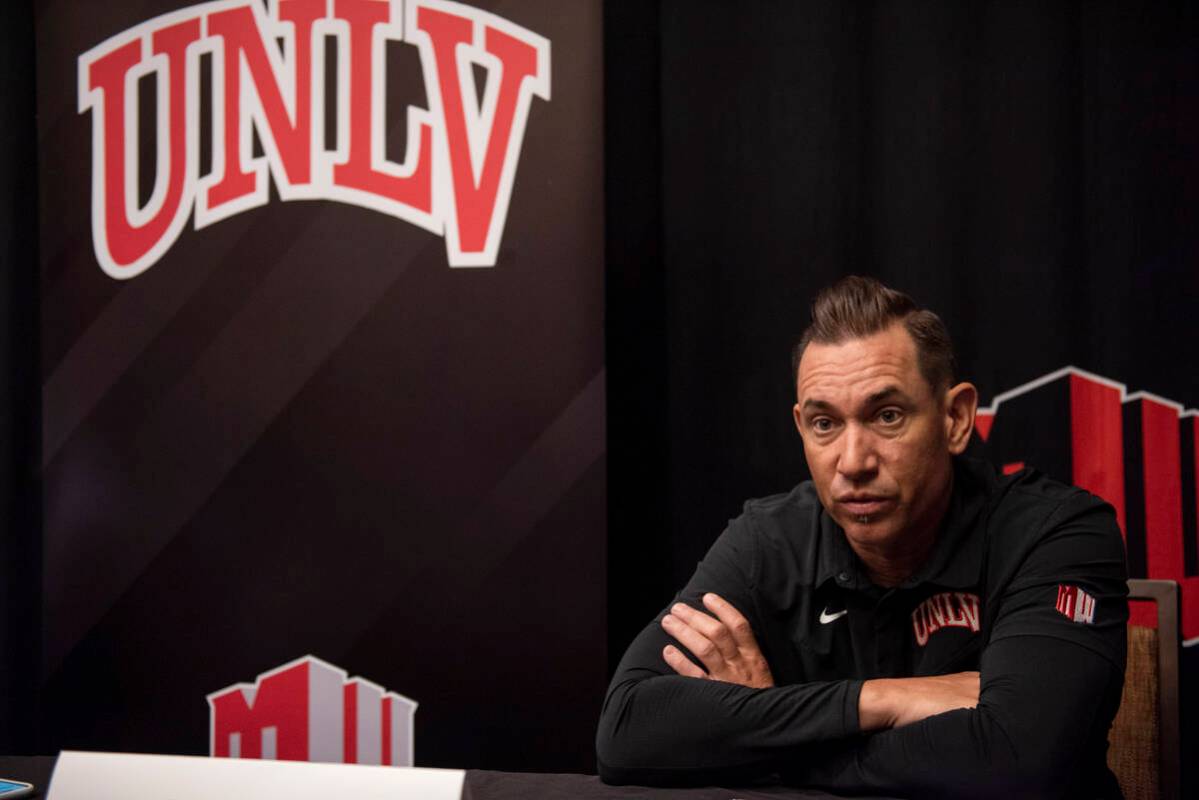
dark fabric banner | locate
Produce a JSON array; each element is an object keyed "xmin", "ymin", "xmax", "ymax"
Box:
[{"xmin": 37, "ymin": 0, "xmax": 604, "ymax": 772}]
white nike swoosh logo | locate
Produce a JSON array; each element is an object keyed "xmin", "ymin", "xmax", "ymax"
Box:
[{"xmin": 819, "ymin": 607, "xmax": 848, "ymax": 624}]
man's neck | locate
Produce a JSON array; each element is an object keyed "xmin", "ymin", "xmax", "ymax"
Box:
[
  {"xmin": 851, "ymin": 474, "xmax": 955, "ymax": 588},
  {"xmin": 855, "ymin": 539, "xmax": 936, "ymax": 587}
]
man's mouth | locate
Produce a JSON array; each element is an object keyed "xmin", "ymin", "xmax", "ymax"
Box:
[{"xmin": 837, "ymin": 496, "xmax": 893, "ymax": 516}]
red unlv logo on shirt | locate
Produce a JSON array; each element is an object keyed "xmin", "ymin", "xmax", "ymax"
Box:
[
  {"xmin": 911, "ymin": 592, "xmax": 982, "ymax": 647},
  {"xmin": 77, "ymin": 0, "xmax": 551, "ymax": 278}
]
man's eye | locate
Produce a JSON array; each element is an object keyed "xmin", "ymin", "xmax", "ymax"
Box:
[
  {"xmin": 811, "ymin": 418, "xmax": 834, "ymax": 433},
  {"xmin": 877, "ymin": 409, "xmax": 902, "ymax": 425}
]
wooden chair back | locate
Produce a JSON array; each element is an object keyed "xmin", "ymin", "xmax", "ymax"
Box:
[{"xmin": 1107, "ymin": 579, "xmax": 1180, "ymax": 800}]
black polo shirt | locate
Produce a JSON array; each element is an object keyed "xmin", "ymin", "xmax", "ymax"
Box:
[{"xmin": 597, "ymin": 456, "xmax": 1128, "ymax": 798}]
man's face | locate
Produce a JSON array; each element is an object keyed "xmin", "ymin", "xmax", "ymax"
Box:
[{"xmin": 793, "ymin": 323, "xmax": 959, "ymax": 552}]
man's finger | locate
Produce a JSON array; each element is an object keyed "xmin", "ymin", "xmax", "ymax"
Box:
[
  {"xmin": 702, "ymin": 593, "xmax": 758, "ymax": 648},
  {"xmin": 661, "ymin": 613, "xmax": 724, "ymax": 672},
  {"xmin": 670, "ymin": 602, "xmax": 738, "ymax": 659},
  {"xmin": 662, "ymin": 644, "xmax": 706, "ymax": 679}
]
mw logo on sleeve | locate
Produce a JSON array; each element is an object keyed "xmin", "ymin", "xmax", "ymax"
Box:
[{"xmin": 1055, "ymin": 584, "xmax": 1097, "ymax": 624}]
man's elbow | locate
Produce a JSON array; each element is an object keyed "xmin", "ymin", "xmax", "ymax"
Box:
[
  {"xmin": 595, "ymin": 751, "xmax": 646, "ymax": 786},
  {"xmin": 594, "ymin": 709, "xmax": 630, "ymax": 784},
  {"xmin": 595, "ymin": 718, "xmax": 666, "ymax": 786},
  {"xmin": 958, "ymin": 705, "xmax": 1077, "ymax": 800},
  {"xmin": 969, "ymin": 756, "xmax": 1074, "ymax": 800},
  {"xmin": 594, "ymin": 680, "xmax": 720, "ymax": 787},
  {"xmin": 594, "ymin": 683, "xmax": 649, "ymax": 784},
  {"xmin": 595, "ymin": 690, "xmax": 672, "ymax": 785}
]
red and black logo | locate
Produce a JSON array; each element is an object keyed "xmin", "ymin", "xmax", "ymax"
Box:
[
  {"xmin": 911, "ymin": 592, "xmax": 982, "ymax": 647},
  {"xmin": 78, "ymin": 0, "xmax": 551, "ymax": 278},
  {"xmin": 208, "ymin": 655, "xmax": 417, "ymax": 765},
  {"xmin": 977, "ymin": 367, "xmax": 1198, "ymax": 638}
]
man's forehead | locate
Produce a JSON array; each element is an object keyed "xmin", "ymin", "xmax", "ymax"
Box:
[{"xmin": 796, "ymin": 326, "xmax": 924, "ymax": 403}]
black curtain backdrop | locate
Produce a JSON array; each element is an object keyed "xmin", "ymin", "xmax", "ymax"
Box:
[{"xmin": 0, "ymin": 0, "xmax": 41, "ymax": 756}]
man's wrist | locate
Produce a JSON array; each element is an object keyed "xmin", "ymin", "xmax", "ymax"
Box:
[
  {"xmin": 857, "ymin": 672, "xmax": 980, "ymax": 732},
  {"xmin": 857, "ymin": 678, "xmax": 898, "ymax": 732}
]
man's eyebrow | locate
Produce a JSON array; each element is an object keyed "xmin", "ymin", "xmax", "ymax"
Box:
[
  {"xmin": 800, "ymin": 387, "xmax": 914, "ymax": 414},
  {"xmin": 864, "ymin": 386, "xmax": 909, "ymax": 405},
  {"xmin": 800, "ymin": 398, "xmax": 834, "ymax": 413}
]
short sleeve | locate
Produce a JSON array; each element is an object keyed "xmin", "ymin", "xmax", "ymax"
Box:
[{"xmin": 988, "ymin": 492, "xmax": 1129, "ymax": 670}]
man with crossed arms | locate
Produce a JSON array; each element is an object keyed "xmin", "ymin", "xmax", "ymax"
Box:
[{"xmin": 597, "ymin": 277, "xmax": 1128, "ymax": 798}]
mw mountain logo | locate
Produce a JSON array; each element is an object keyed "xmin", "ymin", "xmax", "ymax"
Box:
[
  {"xmin": 208, "ymin": 655, "xmax": 418, "ymax": 765},
  {"xmin": 1055, "ymin": 585, "xmax": 1097, "ymax": 625},
  {"xmin": 77, "ymin": 0, "xmax": 551, "ymax": 278}
]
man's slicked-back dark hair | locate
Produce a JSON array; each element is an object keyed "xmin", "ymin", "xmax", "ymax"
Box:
[{"xmin": 791, "ymin": 276, "xmax": 957, "ymax": 392}]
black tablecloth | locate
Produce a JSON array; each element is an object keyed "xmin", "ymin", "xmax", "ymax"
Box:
[
  {"xmin": 0, "ymin": 755, "xmax": 887, "ymax": 799},
  {"xmin": 0, "ymin": 758, "xmax": 53, "ymax": 799}
]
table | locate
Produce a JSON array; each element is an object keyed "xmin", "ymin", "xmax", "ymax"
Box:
[{"xmin": 0, "ymin": 755, "xmax": 889, "ymax": 799}]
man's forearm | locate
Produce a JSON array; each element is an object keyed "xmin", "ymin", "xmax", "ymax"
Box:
[
  {"xmin": 786, "ymin": 637, "xmax": 1124, "ymax": 800},
  {"xmin": 598, "ymin": 608, "xmax": 866, "ymax": 786},
  {"xmin": 596, "ymin": 670, "xmax": 863, "ymax": 786}
]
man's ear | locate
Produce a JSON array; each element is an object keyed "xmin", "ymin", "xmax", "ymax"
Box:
[
  {"xmin": 944, "ymin": 382, "xmax": 978, "ymax": 455},
  {"xmin": 792, "ymin": 403, "xmax": 804, "ymax": 438}
]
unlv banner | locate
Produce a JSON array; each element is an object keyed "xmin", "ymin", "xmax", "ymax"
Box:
[{"xmin": 38, "ymin": 0, "xmax": 603, "ymax": 771}]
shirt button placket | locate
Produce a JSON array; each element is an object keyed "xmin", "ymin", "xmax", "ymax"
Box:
[
  {"xmin": 871, "ymin": 614, "xmax": 885, "ymax": 673},
  {"xmin": 873, "ymin": 598, "xmax": 896, "ymax": 674}
]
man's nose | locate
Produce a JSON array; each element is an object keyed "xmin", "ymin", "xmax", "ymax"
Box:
[{"xmin": 837, "ymin": 424, "xmax": 878, "ymax": 481}]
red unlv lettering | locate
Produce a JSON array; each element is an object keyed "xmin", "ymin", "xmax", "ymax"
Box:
[
  {"xmin": 77, "ymin": 0, "xmax": 551, "ymax": 278},
  {"xmin": 911, "ymin": 592, "xmax": 981, "ymax": 647}
]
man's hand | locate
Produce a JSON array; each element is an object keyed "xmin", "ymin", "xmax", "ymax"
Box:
[
  {"xmin": 858, "ymin": 672, "xmax": 980, "ymax": 731},
  {"xmin": 660, "ymin": 593, "xmax": 775, "ymax": 689}
]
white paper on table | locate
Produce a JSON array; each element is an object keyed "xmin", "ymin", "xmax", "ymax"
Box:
[{"xmin": 47, "ymin": 751, "xmax": 465, "ymax": 800}]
